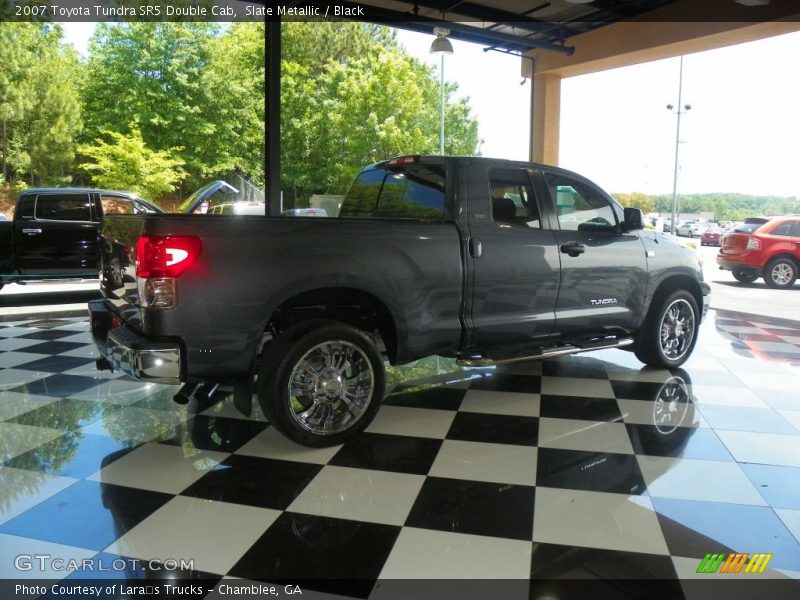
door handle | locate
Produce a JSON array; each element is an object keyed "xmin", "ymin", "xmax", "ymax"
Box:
[
  {"xmin": 469, "ymin": 238, "xmax": 482, "ymax": 258},
  {"xmin": 22, "ymin": 228, "xmax": 42, "ymax": 235},
  {"xmin": 560, "ymin": 241, "xmax": 586, "ymax": 257}
]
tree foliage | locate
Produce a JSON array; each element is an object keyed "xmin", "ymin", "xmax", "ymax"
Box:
[
  {"xmin": 279, "ymin": 22, "xmax": 480, "ymax": 204},
  {"xmin": 79, "ymin": 127, "xmax": 185, "ymax": 200},
  {"xmin": 613, "ymin": 191, "xmax": 800, "ymax": 221}
]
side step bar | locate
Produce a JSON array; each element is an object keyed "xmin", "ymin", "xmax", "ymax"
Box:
[{"xmin": 457, "ymin": 337, "xmax": 634, "ymax": 367}]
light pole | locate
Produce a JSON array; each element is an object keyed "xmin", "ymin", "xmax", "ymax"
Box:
[
  {"xmin": 430, "ymin": 27, "xmax": 453, "ymax": 155},
  {"xmin": 667, "ymin": 55, "xmax": 691, "ymax": 233}
]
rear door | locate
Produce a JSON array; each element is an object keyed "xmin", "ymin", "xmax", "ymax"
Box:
[
  {"xmin": 537, "ymin": 168, "xmax": 647, "ymax": 336},
  {"xmin": 465, "ymin": 162, "xmax": 560, "ymax": 349},
  {"xmin": 15, "ymin": 192, "xmax": 99, "ymax": 276}
]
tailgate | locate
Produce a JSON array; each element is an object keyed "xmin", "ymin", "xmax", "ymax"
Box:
[
  {"xmin": 720, "ymin": 233, "xmax": 749, "ymax": 254},
  {"xmin": 98, "ymin": 215, "xmax": 148, "ymax": 328}
]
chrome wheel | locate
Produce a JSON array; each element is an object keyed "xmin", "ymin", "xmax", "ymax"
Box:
[
  {"xmin": 287, "ymin": 340, "xmax": 375, "ymax": 436},
  {"xmin": 771, "ymin": 262, "xmax": 794, "ymax": 286},
  {"xmin": 652, "ymin": 377, "xmax": 691, "ymax": 434},
  {"xmin": 659, "ymin": 299, "xmax": 695, "ymax": 361}
]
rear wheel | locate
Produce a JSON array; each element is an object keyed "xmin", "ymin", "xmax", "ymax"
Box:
[
  {"xmin": 764, "ymin": 258, "xmax": 797, "ymax": 289},
  {"xmin": 634, "ymin": 290, "xmax": 699, "ymax": 369},
  {"xmin": 257, "ymin": 320, "xmax": 385, "ymax": 447},
  {"xmin": 732, "ymin": 269, "xmax": 758, "ymax": 284}
]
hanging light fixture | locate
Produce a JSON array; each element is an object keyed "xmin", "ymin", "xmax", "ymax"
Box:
[
  {"xmin": 429, "ymin": 26, "xmax": 453, "ymax": 55},
  {"xmin": 430, "ymin": 27, "xmax": 453, "ymax": 154}
]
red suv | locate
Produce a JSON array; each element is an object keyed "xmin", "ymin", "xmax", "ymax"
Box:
[{"xmin": 717, "ymin": 216, "xmax": 800, "ymax": 288}]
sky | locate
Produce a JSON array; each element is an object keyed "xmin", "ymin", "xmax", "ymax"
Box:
[{"xmin": 61, "ymin": 23, "xmax": 800, "ymax": 198}]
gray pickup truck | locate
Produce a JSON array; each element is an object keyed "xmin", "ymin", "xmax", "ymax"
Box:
[{"xmin": 89, "ymin": 156, "xmax": 709, "ymax": 446}]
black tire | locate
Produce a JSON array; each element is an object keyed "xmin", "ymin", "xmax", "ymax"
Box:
[
  {"xmin": 634, "ymin": 290, "xmax": 700, "ymax": 369},
  {"xmin": 256, "ymin": 320, "xmax": 385, "ymax": 447},
  {"xmin": 731, "ymin": 269, "xmax": 758, "ymax": 284},
  {"xmin": 763, "ymin": 257, "xmax": 798, "ymax": 289}
]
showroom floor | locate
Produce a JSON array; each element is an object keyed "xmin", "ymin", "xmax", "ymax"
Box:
[{"xmin": 0, "ymin": 308, "xmax": 799, "ymax": 598}]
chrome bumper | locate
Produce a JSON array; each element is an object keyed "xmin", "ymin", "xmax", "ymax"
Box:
[{"xmin": 106, "ymin": 327, "xmax": 182, "ymax": 385}]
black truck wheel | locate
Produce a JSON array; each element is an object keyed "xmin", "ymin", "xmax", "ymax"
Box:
[
  {"xmin": 257, "ymin": 320, "xmax": 385, "ymax": 447},
  {"xmin": 763, "ymin": 258, "xmax": 797, "ymax": 289},
  {"xmin": 634, "ymin": 290, "xmax": 699, "ymax": 369},
  {"xmin": 732, "ymin": 269, "xmax": 758, "ymax": 284}
]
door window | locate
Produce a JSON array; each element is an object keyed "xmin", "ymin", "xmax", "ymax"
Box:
[
  {"xmin": 771, "ymin": 221, "xmax": 796, "ymax": 237},
  {"xmin": 100, "ymin": 196, "xmax": 135, "ymax": 216},
  {"xmin": 35, "ymin": 194, "xmax": 91, "ymax": 222},
  {"xmin": 489, "ymin": 169, "xmax": 541, "ymax": 228},
  {"xmin": 544, "ymin": 173, "xmax": 617, "ymax": 232}
]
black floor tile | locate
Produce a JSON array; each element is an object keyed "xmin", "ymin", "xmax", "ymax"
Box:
[
  {"xmin": 9, "ymin": 374, "xmax": 103, "ymax": 398},
  {"xmin": 229, "ymin": 512, "xmax": 401, "ymax": 598},
  {"xmin": 536, "ymin": 448, "xmax": 647, "ymax": 495},
  {"xmin": 161, "ymin": 416, "xmax": 268, "ymax": 453},
  {"xmin": 384, "ymin": 386, "xmax": 465, "ymax": 410},
  {"xmin": 446, "ymin": 411, "xmax": 538, "ymax": 446},
  {"xmin": 14, "ymin": 355, "xmax": 95, "ymax": 373},
  {"xmin": 61, "ymin": 552, "xmax": 223, "ymax": 585},
  {"xmin": 542, "ymin": 359, "xmax": 609, "ymax": 379},
  {"xmin": 741, "ymin": 464, "xmax": 800, "ymax": 510},
  {"xmin": 6, "ymin": 398, "xmax": 104, "ymax": 431},
  {"xmin": 181, "ymin": 454, "xmax": 321, "ymax": 510},
  {"xmin": 4, "ymin": 432, "xmax": 137, "ymax": 478},
  {"xmin": 653, "ymin": 497, "xmax": 800, "ymax": 571},
  {"xmin": 405, "ymin": 476, "xmax": 534, "ymax": 540},
  {"xmin": 540, "ymin": 394, "xmax": 623, "ymax": 422},
  {"xmin": 17, "ymin": 329, "xmax": 82, "ymax": 341},
  {"xmin": 610, "ymin": 380, "xmax": 670, "ymax": 400},
  {"xmin": 626, "ymin": 425, "xmax": 733, "ymax": 461},
  {"xmin": 468, "ymin": 373, "xmax": 541, "ymax": 394},
  {"xmin": 531, "ymin": 541, "xmax": 680, "ymax": 579},
  {"xmin": 16, "ymin": 340, "xmax": 85, "ymax": 355},
  {"xmin": 329, "ymin": 432, "xmax": 442, "ymax": 475},
  {"xmin": 0, "ymin": 480, "xmax": 171, "ymax": 551}
]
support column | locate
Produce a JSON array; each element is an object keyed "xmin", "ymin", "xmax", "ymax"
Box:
[
  {"xmin": 267, "ymin": 20, "xmax": 281, "ymax": 216},
  {"xmin": 530, "ymin": 71, "xmax": 562, "ymax": 166}
]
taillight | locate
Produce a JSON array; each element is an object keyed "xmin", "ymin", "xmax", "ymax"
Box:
[
  {"xmin": 136, "ymin": 235, "xmax": 201, "ymax": 278},
  {"xmin": 136, "ymin": 235, "xmax": 201, "ymax": 310},
  {"xmin": 746, "ymin": 237, "xmax": 761, "ymax": 251}
]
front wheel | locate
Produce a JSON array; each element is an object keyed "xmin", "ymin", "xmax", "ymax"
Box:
[
  {"xmin": 732, "ymin": 269, "xmax": 758, "ymax": 284},
  {"xmin": 763, "ymin": 258, "xmax": 798, "ymax": 289},
  {"xmin": 634, "ymin": 290, "xmax": 700, "ymax": 369},
  {"xmin": 257, "ymin": 321, "xmax": 385, "ymax": 447}
]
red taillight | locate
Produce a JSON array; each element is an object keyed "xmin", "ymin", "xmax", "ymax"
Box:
[
  {"xmin": 746, "ymin": 237, "xmax": 761, "ymax": 251},
  {"xmin": 136, "ymin": 235, "xmax": 201, "ymax": 278}
]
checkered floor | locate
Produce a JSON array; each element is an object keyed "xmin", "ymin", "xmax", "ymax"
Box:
[{"xmin": 1, "ymin": 309, "xmax": 800, "ymax": 598}]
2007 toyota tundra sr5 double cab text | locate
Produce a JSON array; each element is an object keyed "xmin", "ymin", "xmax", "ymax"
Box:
[{"xmin": 89, "ymin": 156, "xmax": 710, "ymax": 446}]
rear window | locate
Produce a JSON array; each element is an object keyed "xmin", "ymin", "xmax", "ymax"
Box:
[
  {"xmin": 35, "ymin": 194, "xmax": 92, "ymax": 221},
  {"xmin": 340, "ymin": 165, "xmax": 445, "ymax": 219},
  {"xmin": 733, "ymin": 222, "xmax": 765, "ymax": 233}
]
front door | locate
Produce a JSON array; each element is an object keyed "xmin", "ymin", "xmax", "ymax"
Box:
[
  {"xmin": 16, "ymin": 193, "xmax": 99, "ymax": 276},
  {"xmin": 465, "ymin": 163, "xmax": 561, "ymax": 351},
  {"xmin": 538, "ymin": 169, "xmax": 647, "ymax": 337}
]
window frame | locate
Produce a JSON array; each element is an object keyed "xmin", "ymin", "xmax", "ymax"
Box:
[
  {"xmin": 487, "ymin": 167, "xmax": 545, "ymax": 230},
  {"xmin": 539, "ymin": 169, "xmax": 621, "ymax": 234}
]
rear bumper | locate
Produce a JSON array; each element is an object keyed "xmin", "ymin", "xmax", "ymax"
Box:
[
  {"xmin": 89, "ymin": 300, "xmax": 182, "ymax": 385},
  {"xmin": 716, "ymin": 252, "xmax": 763, "ymax": 272}
]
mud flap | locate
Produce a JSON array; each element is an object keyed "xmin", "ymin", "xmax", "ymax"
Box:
[{"xmin": 233, "ymin": 378, "xmax": 253, "ymax": 416}]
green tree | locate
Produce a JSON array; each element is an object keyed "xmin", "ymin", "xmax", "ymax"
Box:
[
  {"xmin": 613, "ymin": 192, "xmax": 656, "ymax": 213},
  {"xmin": 82, "ymin": 23, "xmax": 219, "ymax": 191},
  {"xmin": 278, "ymin": 22, "xmax": 481, "ymax": 205},
  {"xmin": 79, "ymin": 127, "xmax": 186, "ymax": 200}
]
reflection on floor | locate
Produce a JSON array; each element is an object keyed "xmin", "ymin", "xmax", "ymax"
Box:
[{"xmin": 0, "ymin": 309, "xmax": 799, "ymax": 598}]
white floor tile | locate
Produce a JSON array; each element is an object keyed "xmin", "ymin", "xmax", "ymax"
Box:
[
  {"xmin": 106, "ymin": 496, "xmax": 279, "ymax": 575},
  {"xmin": 775, "ymin": 508, "xmax": 800, "ymax": 545},
  {"xmin": 236, "ymin": 427, "xmax": 341, "ymax": 464},
  {"xmin": 717, "ymin": 431, "xmax": 800, "ymax": 468},
  {"xmin": 0, "ymin": 423, "xmax": 64, "ymax": 462},
  {"xmin": 366, "ymin": 405, "xmax": 455, "ymax": 439},
  {"xmin": 618, "ymin": 399, "xmax": 706, "ymax": 429},
  {"xmin": 0, "ymin": 468, "xmax": 78, "ymax": 525},
  {"xmin": 538, "ymin": 418, "xmax": 634, "ymax": 454},
  {"xmin": 637, "ymin": 456, "xmax": 766, "ymax": 506},
  {"xmin": 540, "ymin": 376, "xmax": 615, "ymax": 398},
  {"xmin": 458, "ymin": 390, "xmax": 540, "ymax": 417},
  {"xmin": 429, "ymin": 440, "xmax": 536, "ymax": 486},
  {"xmin": 0, "ymin": 533, "xmax": 95, "ymax": 579},
  {"xmin": 533, "ymin": 487, "xmax": 669, "ymax": 555},
  {"xmin": 289, "ymin": 466, "xmax": 425, "ymax": 526},
  {"xmin": 86, "ymin": 443, "xmax": 228, "ymax": 494},
  {"xmin": 0, "ymin": 392, "xmax": 58, "ymax": 421}
]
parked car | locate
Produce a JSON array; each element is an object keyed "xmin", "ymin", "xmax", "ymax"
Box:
[
  {"xmin": 282, "ymin": 208, "xmax": 329, "ymax": 217},
  {"xmin": 701, "ymin": 225, "xmax": 723, "ymax": 246},
  {"xmin": 676, "ymin": 220, "xmax": 707, "ymax": 237},
  {"xmin": 717, "ymin": 216, "xmax": 800, "ymax": 287},
  {"xmin": 0, "ymin": 188, "xmax": 161, "ymax": 290},
  {"xmin": 89, "ymin": 155, "xmax": 709, "ymax": 447},
  {"xmin": 209, "ymin": 202, "xmax": 266, "ymax": 216}
]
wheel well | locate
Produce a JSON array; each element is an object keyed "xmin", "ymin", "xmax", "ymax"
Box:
[
  {"xmin": 266, "ymin": 288, "xmax": 398, "ymax": 363},
  {"xmin": 650, "ymin": 275, "xmax": 704, "ymax": 318},
  {"xmin": 765, "ymin": 254, "xmax": 799, "ymax": 269}
]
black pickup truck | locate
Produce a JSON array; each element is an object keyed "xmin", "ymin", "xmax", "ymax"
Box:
[
  {"xmin": 0, "ymin": 188, "xmax": 161, "ymax": 290},
  {"xmin": 89, "ymin": 156, "xmax": 709, "ymax": 446}
]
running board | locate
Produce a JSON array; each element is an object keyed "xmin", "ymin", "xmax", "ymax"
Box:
[{"xmin": 457, "ymin": 337, "xmax": 634, "ymax": 367}]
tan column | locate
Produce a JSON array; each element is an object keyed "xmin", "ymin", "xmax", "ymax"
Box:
[{"xmin": 530, "ymin": 72, "xmax": 561, "ymax": 166}]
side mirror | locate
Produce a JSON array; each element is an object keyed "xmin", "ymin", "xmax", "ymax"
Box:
[{"xmin": 622, "ymin": 207, "xmax": 644, "ymax": 231}]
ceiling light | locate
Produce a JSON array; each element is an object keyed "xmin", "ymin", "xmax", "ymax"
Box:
[
  {"xmin": 734, "ymin": 0, "xmax": 770, "ymax": 5},
  {"xmin": 430, "ymin": 26, "xmax": 453, "ymax": 55}
]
